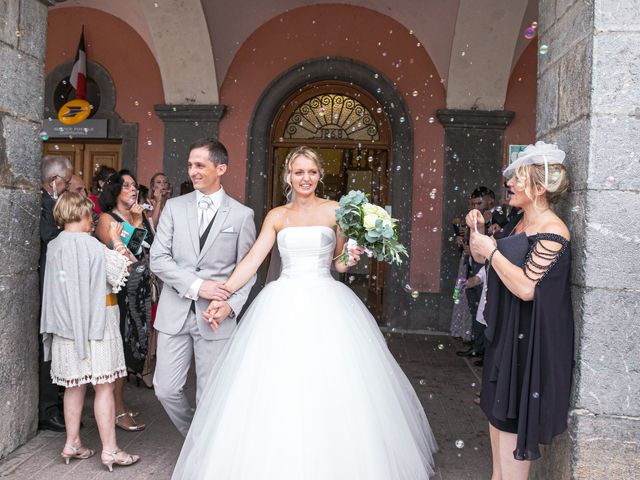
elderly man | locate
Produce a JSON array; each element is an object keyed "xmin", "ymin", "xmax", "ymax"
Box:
[
  {"xmin": 68, "ymin": 174, "xmax": 88, "ymax": 196},
  {"xmin": 38, "ymin": 155, "xmax": 73, "ymax": 432}
]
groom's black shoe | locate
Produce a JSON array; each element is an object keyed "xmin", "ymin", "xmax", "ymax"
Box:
[{"xmin": 456, "ymin": 347, "xmax": 479, "ymax": 357}]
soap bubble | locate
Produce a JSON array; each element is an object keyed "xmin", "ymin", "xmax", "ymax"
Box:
[
  {"xmin": 419, "ymin": 379, "xmax": 427, "ymax": 386},
  {"xmin": 411, "ymin": 290, "xmax": 419, "ymax": 299},
  {"xmin": 437, "ymin": 344, "xmax": 444, "ymax": 350},
  {"xmin": 57, "ymin": 270, "xmax": 67, "ymax": 283},
  {"xmin": 518, "ymin": 333, "xmax": 524, "ymax": 339},
  {"xmin": 415, "ymin": 211, "xmax": 423, "ymax": 219},
  {"xmin": 532, "ymin": 392, "xmax": 540, "ymax": 399},
  {"xmin": 539, "ymin": 45, "xmax": 549, "ymax": 55},
  {"xmin": 604, "ymin": 176, "xmax": 617, "ymax": 188},
  {"xmin": 39, "ymin": 131, "xmax": 49, "ymax": 141},
  {"xmin": 455, "ymin": 440, "xmax": 465, "ymax": 449},
  {"xmin": 428, "ymin": 116, "xmax": 435, "ymax": 124},
  {"xmin": 412, "ymin": 90, "xmax": 419, "ymax": 97},
  {"xmin": 524, "ymin": 27, "xmax": 536, "ymax": 40}
]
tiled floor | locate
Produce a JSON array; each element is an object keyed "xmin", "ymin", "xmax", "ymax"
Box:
[{"xmin": 0, "ymin": 334, "xmax": 491, "ymax": 479}]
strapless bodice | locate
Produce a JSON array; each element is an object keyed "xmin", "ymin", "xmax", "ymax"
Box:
[{"xmin": 277, "ymin": 226, "xmax": 336, "ymax": 279}]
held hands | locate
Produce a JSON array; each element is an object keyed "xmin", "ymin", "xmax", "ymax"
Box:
[
  {"xmin": 203, "ymin": 301, "xmax": 232, "ymax": 331},
  {"xmin": 198, "ymin": 280, "xmax": 233, "ymax": 301}
]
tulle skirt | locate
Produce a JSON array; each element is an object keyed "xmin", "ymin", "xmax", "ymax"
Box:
[{"xmin": 172, "ymin": 277, "xmax": 438, "ymax": 479}]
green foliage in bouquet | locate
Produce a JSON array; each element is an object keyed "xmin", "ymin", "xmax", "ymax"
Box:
[{"xmin": 335, "ymin": 190, "xmax": 408, "ymax": 266}]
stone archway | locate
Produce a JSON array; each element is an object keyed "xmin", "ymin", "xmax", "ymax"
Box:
[{"xmin": 246, "ymin": 56, "xmax": 415, "ymax": 323}]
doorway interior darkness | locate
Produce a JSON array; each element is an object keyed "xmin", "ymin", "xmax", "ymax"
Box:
[
  {"xmin": 247, "ymin": 57, "xmax": 415, "ymax": 326},
  {"xmin": 269, "ymin": 81, "xmax": 392, "ymax": 320}
]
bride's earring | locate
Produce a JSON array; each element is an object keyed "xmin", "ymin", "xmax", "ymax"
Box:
[{"xmin": 51, "ymin": 179, "xmax": 58, "ymax": 199}]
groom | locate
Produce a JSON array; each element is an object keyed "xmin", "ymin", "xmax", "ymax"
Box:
[{"xmin": 150, "ymin": 138, "xmax": 256, "ymax": 436}]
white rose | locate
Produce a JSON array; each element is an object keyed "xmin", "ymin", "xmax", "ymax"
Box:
[{"xmin": 364, "ymin": 213, "xmax": 378, "ymax": 230}]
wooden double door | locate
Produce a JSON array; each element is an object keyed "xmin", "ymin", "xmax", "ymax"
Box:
[{"xmin": 43, "ymin": 141, "xmax": 122, "ymax": 188}]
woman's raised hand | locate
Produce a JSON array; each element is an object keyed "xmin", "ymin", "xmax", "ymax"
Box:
[
  {"xmin": 108, "ymin": 221, "xmax": 123, "ymax": 243},
  {"xmin": 465, "ymin": 209, "xmax": 485, "ymax": 233}
]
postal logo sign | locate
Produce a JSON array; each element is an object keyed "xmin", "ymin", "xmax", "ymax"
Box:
[{"xmin": 58, "ymin": 99, "xmax": 91, "ymax": 125}]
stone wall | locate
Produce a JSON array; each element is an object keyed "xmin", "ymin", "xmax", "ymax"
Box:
[
  {"xmin": 533, "ymin": 0, "xmax": 640, "ymax": 478},
  {"xmin": 0, "ymin": 0, "xmax": 48, "ymax": 458}
]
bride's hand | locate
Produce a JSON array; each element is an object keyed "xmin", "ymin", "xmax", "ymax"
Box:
[{"xmin": 346, "ymin": 245, "xmax": 365, "ymax": 267}]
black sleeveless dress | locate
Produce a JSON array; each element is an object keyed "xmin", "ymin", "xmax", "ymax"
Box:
[{"xmin": 479, "ymin": 215, "xmax": 574, "ymax": 461}]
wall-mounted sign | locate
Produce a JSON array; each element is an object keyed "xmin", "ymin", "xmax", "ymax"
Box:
[
  {"xmin": 508, "ymin": 144, "xmax": 527, "ymax": 165},
  {"xmin": 43, "ymin": 118, "xmax": 108, "ymax": 138},
  {"xmin": 57, "ymin": 98, "xmax": 92, "ymax": 125}
]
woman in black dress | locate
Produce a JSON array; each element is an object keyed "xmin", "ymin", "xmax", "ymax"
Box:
[
  {"xmin": 96, "ymin": 171, "xmax": 154, "ymax": 432},
  {"xmin": 467, "ymin": 142, "xmax": 573, "ymax": 479}
]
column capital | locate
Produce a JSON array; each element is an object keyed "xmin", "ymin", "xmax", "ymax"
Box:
[
  {"xmin": 154, "ymin": 104, "xmax": 226, "ymax": 123},
  {"xmin": 436, "ymin": 109, "xmax": 514, "ymax": 130}
]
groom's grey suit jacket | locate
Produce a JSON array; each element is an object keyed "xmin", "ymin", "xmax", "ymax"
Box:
[{"xmin": 150, "ymin": 190, "xmax": 256, "ymax": 340}]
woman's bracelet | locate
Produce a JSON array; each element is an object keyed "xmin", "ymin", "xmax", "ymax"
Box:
[{"xmin": 488, "ymin": 247, "xmax": 499, "ymax": 266}]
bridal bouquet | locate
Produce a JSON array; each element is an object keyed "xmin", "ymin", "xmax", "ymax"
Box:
[{"xmin": 335, "ymin": 190, "xmax": 408, "ymax": 266}]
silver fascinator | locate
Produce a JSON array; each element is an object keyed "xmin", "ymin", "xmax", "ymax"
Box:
[{"xmin": 503, "ymin": 141, "xmax": 566, "ymax": 186}]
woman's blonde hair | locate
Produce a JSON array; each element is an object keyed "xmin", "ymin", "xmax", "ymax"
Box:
[
  {"xmin": 282, "ymin": 146, "xmax": 325, "ymax": 199},
  {"xmin": 512, "ymin": 163, "xmax": 569, "ymax": 206},
  {"xmin": 53, "ymin": 191, "xmax": 94, "ymax": 227}
]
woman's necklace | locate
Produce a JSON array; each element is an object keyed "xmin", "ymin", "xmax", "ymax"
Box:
[{"xmin": 113, "ymin": 206, "xmax": 133, "ymax": 224}]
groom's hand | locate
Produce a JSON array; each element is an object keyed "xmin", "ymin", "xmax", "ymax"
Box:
[
  {"xmin": 198, "ymin": 280, "xmax": 232, "ymax": 301},
  {"xmin": 203, "ymin": 300, "xmax": 232, "ymax": 331}
]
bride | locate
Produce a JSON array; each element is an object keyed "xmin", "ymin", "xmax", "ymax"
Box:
[{"xmin": 171, "ymin": 146, "xmax": 438, "ymax": 479}]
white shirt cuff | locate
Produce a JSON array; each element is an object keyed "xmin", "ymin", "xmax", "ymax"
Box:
[{"xmin": 186, "ymin": 278, "xmax": 203, "ymax": 300}]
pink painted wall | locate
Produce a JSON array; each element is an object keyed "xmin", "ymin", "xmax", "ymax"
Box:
[
  {"xmin": 46, "ymin": 8, "xmax": 165, "ymax": 186},
  {"xmin": 218, "ymin": 4, "xmax": 446, "ymax": 292},
  {"xmin": 504, "ymin": 40, "xmax": 537, "ymax": 165}
]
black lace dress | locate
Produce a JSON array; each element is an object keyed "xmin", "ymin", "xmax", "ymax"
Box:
[
  {"xmin": 479, "ymin": 215, "xmax": 574, "ymax": 461},
  {"xmin": 108, "ymin": 212, "xmax": 154, "ymax": 374}
]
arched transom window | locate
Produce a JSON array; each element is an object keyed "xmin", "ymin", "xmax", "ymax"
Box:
[{"xmin": 284, "ymin": 93, "xmax": 380, "ymax": 142}]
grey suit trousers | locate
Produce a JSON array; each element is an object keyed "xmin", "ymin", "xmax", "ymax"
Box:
[{"xmin": 153, "ymin": 310, "xmax": 228, "ymax": 436}]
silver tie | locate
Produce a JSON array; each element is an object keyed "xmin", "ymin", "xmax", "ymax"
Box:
[{"xmin": 198, "ymin": 197, "xmax": 214, "ymax": 236}]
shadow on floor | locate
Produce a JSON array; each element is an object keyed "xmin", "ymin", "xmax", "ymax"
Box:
[{"xmin": 0, "ymin": 334, "xmax": 491, "ymax": 479}]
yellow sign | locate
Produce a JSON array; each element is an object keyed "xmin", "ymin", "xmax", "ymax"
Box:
[{"xmin": 57, "ymin": 99, "xmax": 91, "ymax": 125}]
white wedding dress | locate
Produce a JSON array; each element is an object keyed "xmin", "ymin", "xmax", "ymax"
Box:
[{"xmin": 172, "ymin": 226, "xmax": 438, "ymax": 479}]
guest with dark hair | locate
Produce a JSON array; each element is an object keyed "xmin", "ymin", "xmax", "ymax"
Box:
[
  {"xmin": 468, "ymin": 142, "xmax": 573, "ymax": 478},
  {"xmin": 39, "ymin": 155, "xmax": 73, "ymax": 432},
  {"xmin": 90, "ymin": 165, "xmax": 117, "ymax": 215},
  {"xmin": 96, "ymin": 170, "xmax": 154, "ymax": 431},
  {"xmin": 456, "ymin": 187, "xmax": 489, "ymax": 365}
]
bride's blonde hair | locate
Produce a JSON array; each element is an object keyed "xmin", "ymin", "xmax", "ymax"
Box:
[{"xmin": 282, "ymin": 146, "xmax": 325, "ymax": 200}]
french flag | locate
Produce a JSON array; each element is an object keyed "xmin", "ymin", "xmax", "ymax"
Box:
[{"xmin": 70, "ymin": 28, "xmax": 86, "ymax": 100}]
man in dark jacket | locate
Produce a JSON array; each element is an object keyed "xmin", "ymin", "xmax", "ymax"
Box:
[{"xmin": 38, "ymin": 155, "xmax": 73, "ymax": 432}]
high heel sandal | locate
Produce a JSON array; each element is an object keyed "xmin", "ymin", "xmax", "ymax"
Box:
[
  {"xmin": 101, "ymin": 449, "xmax": 140, "ymax": 472},
  {"xmin": 61, "ymin": 444, "xmax": 95, "ymax": 464},
  {"xmin": 115, "ymin": 412, "xmax": 146, "ymax": 432}
]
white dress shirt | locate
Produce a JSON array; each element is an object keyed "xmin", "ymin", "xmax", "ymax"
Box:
[{"xmin": 185, "ymin": 188, "xmax": 224, "ymax": 300}]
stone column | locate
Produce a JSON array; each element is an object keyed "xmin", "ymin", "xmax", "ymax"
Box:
[
  {"xmin": 0, "ymin": 0, "xmax": 48, "ymax": 458},
  {"xmin": 432, "ymin": 110, "xmax": 513, "ymax": 332},
  {"xmin": 154, "ymin": 104, "xmax": 226, "ymax": 190},
  {"xmin": 532, "ymin": 0, "xmax": 640, "ymax": 478}
]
